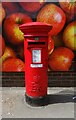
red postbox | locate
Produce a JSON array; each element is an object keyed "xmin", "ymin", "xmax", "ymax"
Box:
[{"xmin": 19, "ymin": 22, "xmax": 52, "ymax": 106}]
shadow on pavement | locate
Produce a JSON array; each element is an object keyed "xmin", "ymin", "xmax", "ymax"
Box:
[{"xmin": 47, "ymin": 94, "xmax": 76, "ymax": 105}]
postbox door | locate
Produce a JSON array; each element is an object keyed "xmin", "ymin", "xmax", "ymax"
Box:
[{"xmin": 25, "ymin": 44, "xmax": 48, "ymax": 97}]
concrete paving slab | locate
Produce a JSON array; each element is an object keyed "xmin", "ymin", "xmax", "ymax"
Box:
[{"xmin": 1, "ymin": 87, "xmax": 75, "ymax": 118}]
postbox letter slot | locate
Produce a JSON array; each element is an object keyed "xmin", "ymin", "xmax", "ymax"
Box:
[{"xmin": 28, "ymin": 42, "xmax": 45, "ymax": 45}]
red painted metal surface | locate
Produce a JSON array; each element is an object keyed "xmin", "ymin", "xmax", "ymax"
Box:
[{"xmin": 19, "ymin": 22, "xmax": 52, "ymax": 97}]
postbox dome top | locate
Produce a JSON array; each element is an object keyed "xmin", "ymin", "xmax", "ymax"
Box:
[
  {"xmin": 19, "ymin": 22, "xmax": 52, "ymax": 37},
  {"xmin": 19, "ymin": 22, "xmax": 52, "ymax": 28}
]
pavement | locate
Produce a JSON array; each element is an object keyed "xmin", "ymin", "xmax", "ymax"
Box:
[{"xmin": 0, "ymin": 87, "xmax": 76, "ymax": 119}]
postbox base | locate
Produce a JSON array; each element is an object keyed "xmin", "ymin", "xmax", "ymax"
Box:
[{"xmin": 25, "ymin": 94, "xmax": 49, "ymax": 107}]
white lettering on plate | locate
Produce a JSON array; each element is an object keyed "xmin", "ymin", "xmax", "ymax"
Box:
[{"xmin": 30, "ymin": 64, "xmax": 43, "ymax": 68}]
